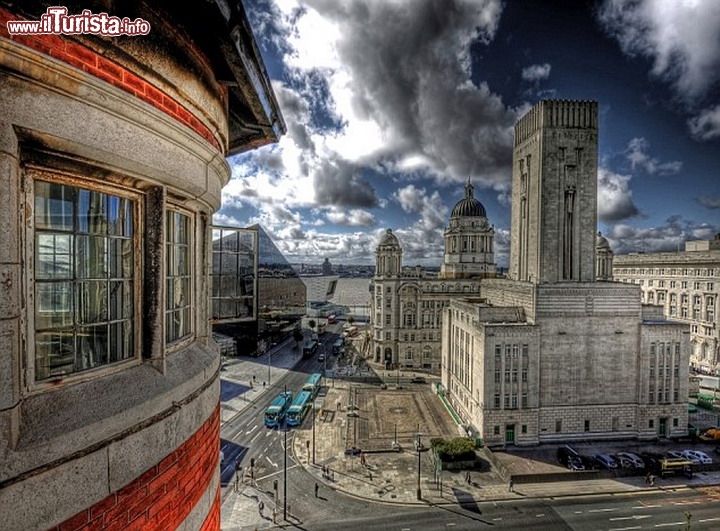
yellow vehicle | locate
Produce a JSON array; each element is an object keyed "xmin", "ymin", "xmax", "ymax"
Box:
[
  {"xmin": 699, "ymin": 428, "xmax": 720, "ymax": 442},
  {"xmin": 659, "ymin": 458, "xmax": 693, "ymax": 478}
]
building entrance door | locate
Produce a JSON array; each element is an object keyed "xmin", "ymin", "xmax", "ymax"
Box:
[
  {"xmin": 505, "ymin": 424, "xmax": 516, "ymax": 445},
  {"xmin": 659, "ymin": 417, "xmax": 667, "ymax": 437}
]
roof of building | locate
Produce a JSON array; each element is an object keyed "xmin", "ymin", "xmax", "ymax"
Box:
[
  {"xmin": 377, "ymin": 228, "xmax": 401, "ymax": 250},
  {"xmin": 596, "ymin": 231, "xmax": 611, "ymax": 250},
  {"xmin": 451, "ymin": 180, "xmax": 486, "ymax": 218}
]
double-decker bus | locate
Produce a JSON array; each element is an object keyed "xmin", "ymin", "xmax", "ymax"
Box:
[
  {"xmin": 264, "ymin": 390, "xmax": 293, "ymax": 428},
  {"xmin": 286, "ymin": 390, "xmax": 313, "ymax": 427},
  {"xmin": 302, "ymin": 372, "xmax": 322, "ymax": 398}
]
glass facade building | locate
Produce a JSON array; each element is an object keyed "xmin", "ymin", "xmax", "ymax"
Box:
[{"xmin": 212, "ymin": 224, "xmax": 305, "ymax": 355}]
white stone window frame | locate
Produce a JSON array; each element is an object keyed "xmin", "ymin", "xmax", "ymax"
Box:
[
  {"xmin": 25, "ymin": 168, "xmax": 143, "ymax": 389},
  {"xmin": 165, "ymin": 205, "xmax": 195, "ymax": 350}
]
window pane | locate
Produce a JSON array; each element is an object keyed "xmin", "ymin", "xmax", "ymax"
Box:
[
  {"xmin": 165, "ymin": 211, "xmax": 192, "ymax": 343},
  {"xmin": 77, "ymin": 325, "xmax": 108, "ymax": 369},
  {"xmin": 108, "ymin": 239, "xmax": 133, "ymax": 278},
  {"xmin": 109, "ymin": 321, "xmax": 133, "ymax": 362},
  {"xmin": 35, "ymin": 181, "xmax": 74, "ymax": 231},
  {"xmin": 36, "ymin": 234, "xmax": 73, "ymax": 279},
  {"xmin": 33, "ymin": 180, "xmax": 135, "ymax": 381},
  {"xmin": 76, "ymin": 235, "xmax": 108, "ymax": 278},
  {"xmin": 78, "ymin": 281, "xmax": 108, "ymax": 324},
  {"xmin": 35, "ymin": 331, "xmax": 75, "ymax": 379},
  {"xmin": 77, "ymin": 189, "xmax": 108, "ymax": 234},
  {"xmin": 35, "ymin": 282, "xmax": 74, "ymax": 329},
  {"xmin": 109, "ymin": 281, "xmax": 133, "ymax": 321},
  {"xmin": 107, "ymin": 195, "xmax": 133, "ymax": 236}
]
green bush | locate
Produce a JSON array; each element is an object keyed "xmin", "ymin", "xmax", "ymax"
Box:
[{"xmin": 431, "ymin": 437, "xmax": 476, "ymax": 462}]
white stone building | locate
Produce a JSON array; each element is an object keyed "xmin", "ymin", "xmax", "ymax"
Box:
[
  {"xmin": 613, "ymin": 237, "xmax": 720, "ymax": 375},
  {"xmin": 441, "ymin": 100, "xmax": 690, "ymax": 446},
  {"xmin": 370, "ymin": 182, "xmax": 496, "ymax": 371}
]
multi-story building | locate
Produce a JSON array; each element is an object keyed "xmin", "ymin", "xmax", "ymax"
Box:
[
  {"xmin": 441, "ymin": 100, "xmax": 690, "ymax": 446},
  {"xmin": 211, "ymin": 224, "xmax": 307, "ymax": 356},
  {"xmin": 613, "ymin": 237, "xmax": 720, "ymax": 375},
  {"xmin": 370, "ymin": 181, "xmax": 496, "ymax": 371},
  {"xmin": 0, "ymin": 2, "xmax": 283, "ymax": 529}
]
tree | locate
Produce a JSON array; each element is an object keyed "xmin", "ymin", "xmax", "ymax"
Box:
[
  {"xmin": 308, "ymin": 319, "xmax": 316, "ymax": 331},
  {"xmin": 293, "ymin": 327, "xmax": 303, "ymax": 346}
]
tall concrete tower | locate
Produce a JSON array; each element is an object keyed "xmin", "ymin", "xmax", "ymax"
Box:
[{"xmin": 509, "ymin": 100, "xmax": 598, "ymax": 283}]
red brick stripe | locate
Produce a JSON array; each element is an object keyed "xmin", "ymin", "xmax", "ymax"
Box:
[
  {"xmin": 0, "ymin": 7, "xmax": 222, "ymax": 152},
  {"xmin": 54, "ymin": 405, "xmax": 221, "ymax": 531}
]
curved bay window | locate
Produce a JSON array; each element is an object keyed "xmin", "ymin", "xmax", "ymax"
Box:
[
  {"xmin": 166, "ymin": 210, "xmax": 193, "ymax": 344},
  {"xmin": 33, "ymin": 178, "xmax": 137, "ymax": 381}
]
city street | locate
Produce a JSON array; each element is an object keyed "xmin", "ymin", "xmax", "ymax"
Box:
[{"xmin": 218, "ymin": 325, "xmax": 720, "ymax": 530}]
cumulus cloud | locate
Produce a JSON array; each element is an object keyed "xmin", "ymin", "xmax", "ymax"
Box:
[
  {"xmin": 389, "ymin": 184, "xmax": 451, "ymax": 262},
  {"xmin": 597, "ymin": 167, "xmax": 641, "ymax": 222},
  {"xmin": 625, "ymin": 137, "xmax": 682, "ymax": 175},
  {"xmin": 597, "ymin": 0, "xmax": 720, "ymax": 140},
  {"xmin": 325, "ymin": 207, "xmax": 376, "ymax": 226},
  {"xmin": 597, "ymin": 0, "xmax": 720, "ymax": 103},
  {"xmin": 521, "ymin": 63, "xmax": 551, "ymax": 82},
  {"xmin": 688, "ymin": 104, "xmax": 720, "ymax": 141},
  {"xmin": 607, "ymin": 216, "xmax": 719, "ymax": 255}
]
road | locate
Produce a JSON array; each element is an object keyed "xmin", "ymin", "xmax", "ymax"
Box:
[{"xmin": 302, "ymin": 488, "xmax": 720, "ymax": 530}]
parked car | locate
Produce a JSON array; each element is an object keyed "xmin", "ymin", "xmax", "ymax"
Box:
[
  {"xmin": 557, "ymin": 445, "xmax": 585, "ymax": 471},
  {"xmin": 317, "ymin": 354, "xmax": 325, "ymax": 362},
  {"xmin": 594, "ymin": 453, "xmax": 619, "ymax": 469},
  {"xmin": 616, "ymin": 452, "xmax": 644, "ymax": 469},
  {"xmin": 410, "ymin": 376, "xmax": 427, "ymax": 384},
  {"xmin": 666, "ymin": 450, "xmax": 685, "ymax": 459},
  {"xmin": 680, "ymin": 449, "xmax": 713, "ymax": 464},
  {"xmin": 579, "ymin": 454, "xmax": 599, "ymax": 470}
]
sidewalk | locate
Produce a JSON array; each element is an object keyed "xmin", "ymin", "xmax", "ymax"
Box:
[{"xmin": 219, "ymin": 347, "xmax": 720, "ymax": 530}]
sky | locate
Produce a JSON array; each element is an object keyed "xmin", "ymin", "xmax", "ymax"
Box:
[{"xmin": 214, "ymin": 0, "xmax": 720, "ymax": 267}]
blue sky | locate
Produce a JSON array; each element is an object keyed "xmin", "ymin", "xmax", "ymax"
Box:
[{"xmin": 215, "ymin": 0, "xmax": 720, "ymax": 267}]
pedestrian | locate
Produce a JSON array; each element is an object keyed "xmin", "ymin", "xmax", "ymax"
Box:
[
  {"xmin": 262, "ymin": 381, "xmax": 266, "ymax": 388},
  {"xmin": 234, "ymin": 474, "xmax": 240, "ymax": 492},
  {"xmin": 649, "ymin": 474, "xmax": 655, "ymax": 487},
  {"xmin": 314, "ymin": 482, "xmax": 319, "ymax": 497},
  {"xmin": 466, "ymin": 471, "xmax": 471, "ymax": 484},
  {"xmin": 258, "ymin": 501, "xmax": 264, "ymax": 515},
  {"xmin": 508, "ymin": 478, "xmax": 514, "ymax": 492},
  {"xmin": 368, "ymin": 470, "xmax": 373, "ymax": 481},
  {"xmin": 337, "ymin": 401, "xmax": 341, "ymax": 410},
  {"xmin": 253, "ymin": 375, "xmax": 256, "ymax": 381}
]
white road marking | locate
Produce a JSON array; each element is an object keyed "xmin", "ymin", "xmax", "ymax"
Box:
[
  {"xmin": 250, "ymin": 432, "xmax": 261, "ymax": 443},
  {"xmin": 654, "ymin": 523, "xmax": 686, "ymax": 528},
  {"xmin": 266, "ymin": 456, "xmax": 278, "ymax": 468},
  {"xmin": 446, "ymin": 524, "xmax": 456, "ymax": 527},
  {"xmin": 246, "ymin": 424, "xmax": 258, "ymax": 434},
  {"xmin": 610, "ymin": 515, "xmax": 652, "ymax": 521},
  {"xmin": 266, "ymin": 430, "xmax": 274, "ymax": 437},
  {"xmin": 492, "ymin": 517, "xmax": 502, "ymax": 521},
  {"xmin": 574, "ymin": 511, "xmax": 583, "ymax": 514},
  {"xmin": 699, "ymin": 517, "xmax": 720, "ymax": 523},
  {"xmin": 536, "ymin": 514, "xmax": 545, "ymax": 518},
  {"xmin": 589, "ymin": 508, "xmax": 619, "ymax": 513},
  {"xmin": 609, "ymin": 526, "xmax": 641, "ymax": 531}
]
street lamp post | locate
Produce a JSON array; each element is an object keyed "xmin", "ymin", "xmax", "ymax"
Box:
[
  {"xmin": 312, "ymin": 400, "xmax": 316, "ymax": 464},
  {"xmin": 416, "ymin": 425, "xmax": 422, "ymax": 501},
  {"xmin": 283, "ymin": 386, "xmax": 288, "ymax": 521}
]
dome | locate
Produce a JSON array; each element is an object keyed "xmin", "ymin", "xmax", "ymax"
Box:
[
  {"xmin": 377, "ymin": 228, "xmax": 401, "ymax": 250},
  {"xmin": 451, "ymin": 181, "xmax": 486, "ymax": 218},
  {"xmin": 596, "ymin": 231, "xmax": 611, "ymax": 250}
]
